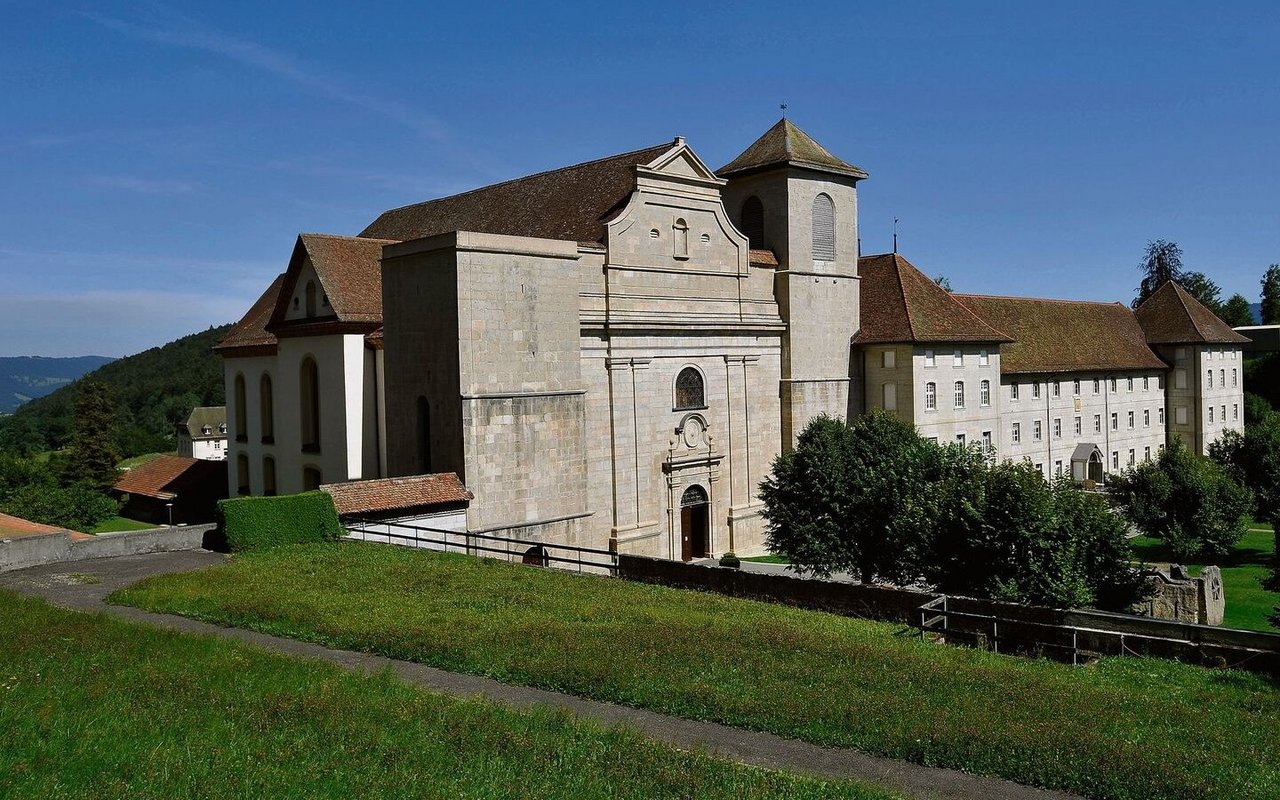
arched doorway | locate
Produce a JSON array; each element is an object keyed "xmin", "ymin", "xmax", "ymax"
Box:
[{"xmin": 679, "ymin": 484, "xmax": 709, "ymax": 561}]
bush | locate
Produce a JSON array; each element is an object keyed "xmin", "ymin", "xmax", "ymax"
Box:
[
  {"xmin": 218, "ymin": 491, "xmax": 343, "ymax": 552},
  {"xmin": 0, "ymin": 481, "xmax": 119, "ymax": 532},
  {"xmin": 1111, "ymin": 439, "xmax": 1252, "ymax": 561},
  {"xmin": 718, "ymin": 551, "xmax": 741, "ymax": 569}
]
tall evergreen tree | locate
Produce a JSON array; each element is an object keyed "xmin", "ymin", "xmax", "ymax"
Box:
[
  {"xmin": 1219, "ymin": 293, "xmax": 1256, "ymax": 327},
  {"xmin": 66, "ymin": 377, "xmax": 119, "ymax": 489},
  {"xmin": 1262, "ymin": 264, "xmax": 1280, "ymax": 325},
  {"xmin": 1133, "ymin": 239, "xmax": 1186, "ymax": 308}
]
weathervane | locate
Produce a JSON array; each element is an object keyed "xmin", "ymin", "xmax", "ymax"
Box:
[
  {"xmin": 780, "ymin": 102, "xmax": 788, "ymax": 118},
  {"xmin": 893, "ymin": 218, "xmax": 899, "ymax": 254}
]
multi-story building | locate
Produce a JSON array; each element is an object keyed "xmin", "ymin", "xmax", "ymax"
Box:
[
  {"xmin": 175, "ymin": 406, "xmax": 228, "ymax": 461},
  {"xmin": 219, "ymin": 118, "xmax": 1247, "ymax": 559}
]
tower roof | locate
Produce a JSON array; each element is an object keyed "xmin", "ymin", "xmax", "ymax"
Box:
[
  {"xmin": 717, "ymin": 118, "xmax": 868, "ymax": 179},
  {"xmin": 1134, "ymin": 280, "xmax": 1251, "ymax": 345}
]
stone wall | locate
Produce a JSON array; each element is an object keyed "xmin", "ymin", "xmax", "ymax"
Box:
[{"xmin": 1139, "ymin": 564, "xmax": 1225, "ymax": 626}]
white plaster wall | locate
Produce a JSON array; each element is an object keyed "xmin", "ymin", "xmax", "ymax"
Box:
[{"xmin": 904, "ymin": 345, "xmax": 1003, "ymax": 451}]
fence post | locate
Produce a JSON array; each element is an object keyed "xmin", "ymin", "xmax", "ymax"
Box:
[
  {"xmin": 992, "ymin": 619, "xmax": 999, "ymax": 653},
  {"xmin": 1072, "ymin": 628, "xmax": 1079, "ymax": 666}
]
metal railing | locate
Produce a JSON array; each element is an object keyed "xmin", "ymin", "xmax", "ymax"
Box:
[
  {"xmin": 918, "ymin": 595, "xmax": 1083, "ymax": 665},
  {"xmin": 344, "ymin": 516, "xmax": 617, "ymax": 575}
]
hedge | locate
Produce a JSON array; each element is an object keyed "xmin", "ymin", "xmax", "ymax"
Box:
[{"xmin": 217, "ymin": 491, "xmax": 343, "ymax": 552}]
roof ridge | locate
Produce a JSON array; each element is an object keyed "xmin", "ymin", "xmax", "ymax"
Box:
[
  {"xmin": 893, "ymin": 255, "xmax": 917, "ymax": 340},
  {"xmin": 1171, "ymin": 282, "xmax": 1212, "ymax": 339},
  {"xmin": 301, "ymin": 232, "xmax": 399, "ymax": 244},
  {"xmin": 954, "ymin": 292, "xmax": 1127, "ymax": 307},
  {"xmin": 372, "ymin": 141, "xmax": 674, "ymax": 217}
]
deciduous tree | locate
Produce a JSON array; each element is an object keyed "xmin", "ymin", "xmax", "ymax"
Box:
[
  {"xmin": 1262, "ymin": 264, "xmax": 1280, "ymax": 325},
  {"xmin": 1134, "ymin": 239, "xmax": 1186, "ymax": 308}
]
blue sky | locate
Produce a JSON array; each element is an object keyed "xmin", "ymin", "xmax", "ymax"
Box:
[{"xmin": 3, "ymin": 1, "xmax": 1279, "ymax": 357}]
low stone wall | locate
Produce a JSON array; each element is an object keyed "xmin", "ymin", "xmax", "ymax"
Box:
[
  {"xmin": 616, "ymin": 554, "xmax": 937, "ymax": 623},
  {"xmin": 0, "ymin": 524, "xmax": 215, "ymax": 573},
  {"xmin": 1137, "ymin": 565, "xmax": 1224, "ymax": 626}
]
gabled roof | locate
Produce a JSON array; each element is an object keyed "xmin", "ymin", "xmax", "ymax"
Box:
[
  {"xmin": 321, "ymin": 473, "xmax": 473, "ymax": 517},
  {"xmin": 215, "ymin": 273, "xmax": 285, "ymax": 353},
  {"xmin": 954, "ymin": 294, "xmax": 1168, "ymax": 374},
  {"xmin": 113, "ymin": 455, "xmax": 205, "ymax": 500},
  {"xmin": 1135, "ymin": 281, "xmax": 1251, "ymax": 345},
  {"xmin": 717, "ymin": 118, "xmax": 868, "ymax": 179},
  {"xmin": 181, "ymin": 406, "xmax": 226, "ymax": 439},
  {"xmin": 360, "ymin": 142, "xmax": 675, "ymax": 245},
  {"xmin": 855, "ymin": 254, "xmax": 1012, "ymax": 345},
  {"xmin": 269, "ymin": 234, "xmax": 397, "ymax": 330}
]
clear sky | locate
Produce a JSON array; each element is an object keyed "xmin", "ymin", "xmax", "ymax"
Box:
[{"xmin": 3, "ymin": 1, "xmax": 1279, "ymax": 357}]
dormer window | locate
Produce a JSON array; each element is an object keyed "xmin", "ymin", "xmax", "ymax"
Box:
[
  {"xmin": 202, "ymin": 424, "xmax": 213, "ymax": 436},
  {"xmin": 219, "ymin": 423, "xmax": 227, "ymax": 435}
]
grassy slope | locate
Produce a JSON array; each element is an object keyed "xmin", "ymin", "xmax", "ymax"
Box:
[
  {"xmin": 115, "ymin": 542, "xmax": 1280, "ymax": 800},
  {"xmin": 1131, "ymin": 522, "xmax": 1278, "ymax": 632},
  {"xmin": 89, "ymin": 516, "xmax": 159, "ymax": 533},
  {"xmin": 0, "ymin": 589, "xmax": 888, "ymax": 800}
]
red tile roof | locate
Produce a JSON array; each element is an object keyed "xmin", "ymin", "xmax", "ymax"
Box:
[
  {"xmin": 321, "ymin": 473, "xmax": 473, "ymax": 517},
  {"xmin": 718, "ymin": 118, "xmax": 867, "ymax": 179},
  {"xmin": 113, "ymin": 455, "xmax": 203, "ymax": 500},
  {"xmin": 855, "ymin": 254, "xmax": 1012, "ymax": 344},
  {"xmin": 217, "ymin": 273, "xmax": 285, "ymax": 352},
  {"xmin": 1135, "ymin": 281, "xmax": 1251, "ymax": 345},
  {"xmin": 749, "ymin": 249, "xmax": 779, "ymax": 267},
  {"xmin": 954, "ymin": 294, "xmax": 1168, "ymax": 374},
  {"xmin": 0, "ymin": 512, "xmax": 77, "ymax": 539},
  {"xmin": 360, "ymin": 143, "xmax": 675, "ymax": 245}
]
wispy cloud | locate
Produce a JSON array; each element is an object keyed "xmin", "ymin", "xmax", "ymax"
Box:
[
  {"xmin": 81, "ymin": 5, "xmax": 454, "ymax": 146},
  {"xmin": 0, "ymin": 288, "xmax": 255, "ymax": 358},
  {"xmin": 87, "ymin": 174, "xmax": 197, "ymax": 195}
]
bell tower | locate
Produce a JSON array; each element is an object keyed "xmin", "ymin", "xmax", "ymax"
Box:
[{"xmin": 718, "ymin": 118, "xmax": 867, "ymax": 447}]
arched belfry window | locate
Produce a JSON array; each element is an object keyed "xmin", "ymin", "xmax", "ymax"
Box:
[
  {"xmin": 673, "ymin": 218, "xmax": 689, "ymax": 259},
  {"xmin": 300, "ymin": 357, "xmax": 321, "ymax": 452},
  {"xmin": 259, "ymin": 374, "xmax": 274, "ymax": 443},
  {"xmin": 233, "ymin": 373, "xmax": 247, "ymax": 442},
  {"xmin": 305, "ymin": 280, "xmax": 317, "ymax": 317},
  {"xmin": 675, "ymin": 366, "xmax": 705, "ymax": 410},
  {"xmin": 812, "ymin": 193, "xmax": 835, "ymax": 261},
  {"xmin": 740, "ymin": 196, "xmax": 764, "ymax": 248}
]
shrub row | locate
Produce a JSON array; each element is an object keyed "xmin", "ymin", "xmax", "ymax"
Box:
[{"xmin": 217, "ymin": 491, "xmax": 342, "ymax": 552}]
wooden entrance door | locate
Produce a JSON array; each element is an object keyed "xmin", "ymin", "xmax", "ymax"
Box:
[{"xmin": 679, "ymin": 485, "xmax": 709, "ymax": 561}]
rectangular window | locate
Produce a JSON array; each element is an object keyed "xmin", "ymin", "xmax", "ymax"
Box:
[
  {"xmin": 1094, "ymin": 414, "xmax": 1101, "ymax": 433},
  {"xmin": 979, "ymin": 350, "xmax": 989, "ymax": 366},
  {"xmin": 1175, "ymin": 406, "xmax": 1188, "ymax": 425},
  {"xmin": 1143, "ymin": 376, "xmax": 1149, "ymax": 391},
  {"xmin": 982, "ymin": 430, "xmax": 992, "ymax": 452},
  {"xmin": 1234, "ymin": 404, "xmax": 1239, "ymax": 421},
  {"xmin": 1144, "ymin": 447, "xmax": 1151, "ymax": 461},
  {"xmin": 1128, "ymin": 411, "xmax": 1134, "ymax": 429},
  {"xmin": 1111, "ymin": 412, "xmax": 1118, "ymax": 430},
  {"xmin": 1093, "ymin": 379, "xmax": 1101, "ymax": 394},
  {"xmin": 953, "ymin": 350, "xmax": 963, "ymax": 367},
  {"xmin": 1012, "ymin": 422, "xmax": 1021, "ymax": 444},
  {"xmin": 1176, "ymin": 347, "xmax": 1187, "ymax": 361},
  {"xmin": 1233, "ymin": 369, "xmax": 1238, "ymax": 388},
  {"xmin": 882, "ymin": 350, "xmax": 895, "ymax": 369},
  {"xmin": 1175, "ymin": 369, "xmax": 1187, "ymax": 389},
  {"xmin": 1110, "ymin": 378, "xmax": 1117, "ymax": 392},
  {"xmin": 1220, "ymin": 369, "xmax": 1225, "ymax": 387},
  {"xmin": 1033, "ymin": 382, "xmax": 1041, "ymax": 399},
  {"xmin": 980, "ymin": 380, "xmax": 991, "ymax": 407},
  {"xmin": 1053, "ymin": 418, "xmax": 1061, "ymax": 438},
  {"xmin": 1051, "ymin": 381, "xmax": 1059, "ymax": 398},
  {"xmin": 1222, "ymin": 404, "xmax": 1227, "ymax": 423},
  {"xmin": 1036, "ymin": 463, "xmax": 1044, "ymax": 475},
  {"xmin": 1073, "ymin": 379, "xmax": 1080, "ymax": 396},
  {"xmin": 924, "ymin": 382, "xmax": 937, "ymax": 411},
  {"xmin": 956, "ymin": 433, "xmax": 966, "ymax": 445},
  {"xmin": 1074, "ymin": 416, "xmax": 1081, "ymax": 435},
  {"xmin": 1011, "ymin": 383, "xmax": 1019, "ymax": 401},
  {"xmin": 924, "ymin": 349, "xmax": 935, "ymax": 367},
  {"xmin": 1128, "ymin": 449, "xmax": 1135, "ymax": 465},
  {"xmin": 954, "ymin": 381, "xmax": 965, "ymax": 409},
  {"xmin": 1158, "ymin": 375, "xmax": 1165, "ymax": 390},
  {"xmin": 1034, "ymin": 420, "xmax": 1042, "ymax": 441},
  {"xmin": 1207, "ymin": 369, "xmax": 1214, "ymax": 389},
  {"xmin": 883, "ymin": 382, "xmax": 897, "ymax": 411},
  {"xmin": 1127, "ymin": 377, "xmax": 1134, "ymax": 392},
  {"xmin": 1054, "ymin": 460, "xmax": 1063, "ymax": 477},
  {"xmin": 1159, "ymin": 407, "xmax": 1165, "ymax": 424},
  {"xmin": 1143, "ymin": 409, "xmax": 1150, "ymax": 427},
  {"xmin": 1112, "ymin": 451, "xmax": 1119, "ymax": 469}
]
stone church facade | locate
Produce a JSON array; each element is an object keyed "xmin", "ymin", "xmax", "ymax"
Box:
[{"xmin": 218, "ymin": 119, "xmax": 1246, "ymax": 560}]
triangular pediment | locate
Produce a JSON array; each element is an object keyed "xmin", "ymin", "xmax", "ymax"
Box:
[{"xmin": 640, "ymin": 142, "xmax": 723, "ymax": 184}]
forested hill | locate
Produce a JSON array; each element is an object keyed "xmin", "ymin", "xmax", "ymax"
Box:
[
  {"xmin": 0, "ymin": 356, "xmax": 115, "ymax": 413},
  {"xmin": 0, "ymin": 324, "xmax": 233, "ymax": 458}
]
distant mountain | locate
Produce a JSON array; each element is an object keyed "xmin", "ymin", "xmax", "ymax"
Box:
[
  {"xmin": 0, "ymin": 324, "xmax": 233, "ymax": 457},
  {"xmin": 0, "ymin": 356, "xmax": 115, "ymax": 414}
]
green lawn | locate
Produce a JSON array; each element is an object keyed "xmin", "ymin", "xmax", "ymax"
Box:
[
  {"xmin": 1130, "ymin": 524, "xmax": 1278, "ymax": 632},
  {"xmin": 114, "ymin": 542, "xmax": 1280, "ymax": 800},
  {"xmin": 0, "ymin": 589, "xmax": 887, "ymax": 800},
  {"xmin": 89, "ymin": 515, "xmax": 159, "ymax": 534},
  {"xmin": 742, "ymin": 554, "xmax": 789, "ymax": 564}
]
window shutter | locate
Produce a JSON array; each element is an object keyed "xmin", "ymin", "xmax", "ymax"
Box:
[{"xmin": 812, "ymin": 194, "xmax": 835, "ymax": 261}]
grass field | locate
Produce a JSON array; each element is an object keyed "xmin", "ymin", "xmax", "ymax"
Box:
[
  {"xmin": 1131, "ymin": 521, "xmax": 1278, "ymax": 632},
  {"xmin": 0, "ymin": 589, "xmax": 890, "ymax": 800},
  {"xmin": 115, "ymin": 542, "xmax": 1280, "ymax": 800},
  {"xmin": 89, "ymin": 515, "xmax": 159, "ymax": 534}
]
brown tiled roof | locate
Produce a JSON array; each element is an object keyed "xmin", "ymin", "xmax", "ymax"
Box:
[
  {"xmin": 359, "ymin": 143, "xmax": 675, "ymax": 245},
  {"xmin": 855, "ymin": 254, "xmax": 1012, "ymax": 344},
  {"xmin": 114, "ymin": 454, "xmax": 202, "ymax": 500},
  {"xmin": 321, "ymin": 473, "xmax": 472, "ymax": 517},
  {"xmin": 749, "ymin": 249, "xmax": 779, "ymax": 267},
  {"xmin": 1135, "ymin": 281, "xmax": 1251, "ymax": 345},
  {"xmin": 954, "ymin": 294, "xmax": 1168, "ymax": 374},
  {"xmin": 215, "ymin": 273, "xmax": 285, "ymax": 352},
  {"xmin": 0, "ymin": 512, "xmax": 75, "ymax": 539},
  {"xmin": 718, "ymin": 118, "xmax": 867, "ymax": 179},
  {"xmin": 301, "ymin": 234, "xmax": 396, "ymax": 323}
]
